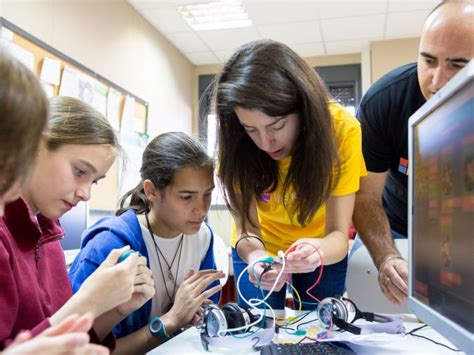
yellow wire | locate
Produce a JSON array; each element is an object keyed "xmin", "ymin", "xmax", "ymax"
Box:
[{"xmin": 287, "ymin": 282, "xmax": 302, "ymax": 312}]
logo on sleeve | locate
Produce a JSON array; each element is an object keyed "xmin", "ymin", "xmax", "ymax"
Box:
[{"xmin": 398, "ymin": 157, "xmax": 409, "ymax": 175}]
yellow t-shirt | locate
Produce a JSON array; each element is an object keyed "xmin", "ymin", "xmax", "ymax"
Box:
[{"xmin": 231, "ymin": 102, "xmax": 367, "ymax": 255}]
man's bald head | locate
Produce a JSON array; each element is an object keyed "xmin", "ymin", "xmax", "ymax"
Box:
[{"xmin": 417, "ymin": 0, "xmax": 473, "ymax": 100}]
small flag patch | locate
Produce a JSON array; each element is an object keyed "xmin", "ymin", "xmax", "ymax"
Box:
[{"xmin": 398, "ymin": 157, "xmax": 409, "ymax": 175}]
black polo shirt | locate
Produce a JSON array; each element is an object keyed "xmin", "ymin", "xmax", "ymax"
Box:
[{"xmin": 357, "ymin": 63, "xmax": 426, "ymax": 236}]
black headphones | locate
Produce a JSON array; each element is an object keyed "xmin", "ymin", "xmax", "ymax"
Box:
[
  {"xmin": 201, "ymin": 303, "xmax": 257, "ymax": 337},
  {"xmin": 316, "ymin": 297, "xmax": 405, "ymax": 335},
  {"xmin": 199, "ymin": 302, "xmax": 275, "ymax": 351}
]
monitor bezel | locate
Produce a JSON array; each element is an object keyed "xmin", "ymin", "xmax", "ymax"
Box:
[{"xmin": 408, "ymin": 60, "xmax": 474, "ymax": 353}]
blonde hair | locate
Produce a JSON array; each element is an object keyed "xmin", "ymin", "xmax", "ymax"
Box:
[{"xmin": 46, "ymin": 96, "xmax": 120, "ymax": 152}]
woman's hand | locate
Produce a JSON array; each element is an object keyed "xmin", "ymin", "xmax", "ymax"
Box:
[
  {"xmin": 284, "ymin": 239, "xmax": 323, "ymax": 274},
  {"xmin": 115, "ymin": 255, "xmax": 155, "ymax": 317},
  {"xmin": 247, "ymin": 258, "xmax": 288, "ymax": 292},
  {"xmin": 4, "ymin": 314, "xmax": 109, "ymax": 355},
  {"xmin": 75, "ymin": 246, "xmax": 141, "ymax": 317},
  {"xmin": 162, "ymin": 269, "xmax": 224, "ymax": 330}
]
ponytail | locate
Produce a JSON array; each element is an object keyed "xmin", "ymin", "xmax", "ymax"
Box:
[
  {"xmin": 115, "ymin": 132, "xmax": 214, "ymax": 217},
  {"xmin": 116, "ymin": 181, "xmax": 149, "ymax": 216}
]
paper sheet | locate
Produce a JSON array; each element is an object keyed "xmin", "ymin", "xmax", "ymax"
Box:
[
  {"xmin": 40, "ymin": 81, "xmax": 55, "ymax": 98},
  {"xmin": 59, "ymin": 67, "xmax": 108, "ymax": 115},
  {"xmin": 40, "ymin": 57, "xmax": 61, "ymax": 85},
  {"xmin": 121, "ymin": 95, "xmax": 135, "ymax": 132},
  {"xmin": 118, "ymin": 130, "xmax": 149, "ymax": 198},
  {"xmin": 106, "ymin": 87, "xmax": 121, "ymax": 130},
  {"xmin": 0, "ymin": 39, "xmax": 34, "ymax": 70}
]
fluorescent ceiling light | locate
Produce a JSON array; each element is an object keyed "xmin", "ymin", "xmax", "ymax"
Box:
[{"xmin": 177, "ymin": 0, "xmax": 252, "ymax": 31}]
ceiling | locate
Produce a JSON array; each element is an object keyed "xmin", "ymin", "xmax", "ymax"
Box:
[{"xmin": 128, "ymin": 0, "xmax": 439, "ymax": 65}]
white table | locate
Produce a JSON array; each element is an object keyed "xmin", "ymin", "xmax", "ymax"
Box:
[{"xmin": 147, "ymin": 311, "xmax": 463, "ymax": 354}]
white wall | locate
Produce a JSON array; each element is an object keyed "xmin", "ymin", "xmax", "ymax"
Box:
[{"xmin": 0, "ymin": 0, "xmax": 194, "ymax": 136}]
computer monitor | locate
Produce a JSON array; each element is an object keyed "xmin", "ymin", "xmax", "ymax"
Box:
[{"xmin": 408, "ymin": 60, "xmax": 474, "ymax": 353}]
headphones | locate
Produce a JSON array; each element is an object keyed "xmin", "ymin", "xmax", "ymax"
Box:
[
  {"xmin": 199, "ymin": 302, "xmax": 275, "ymax": 351},
  {"xmin": 316, "ymin": 297, "xmax": 405, "ymax": 335}
]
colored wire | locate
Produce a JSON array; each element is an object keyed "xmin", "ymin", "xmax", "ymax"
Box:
[
  {"xmin": 283, "ymin": 242, "xmax": 324, "ymax": 303},
  {"xmin": 284, "ymin": 242, "xmax": 334, "ymax": 332},
  {"xmin": 224, "ymin": 256, "xmax": 283, "ymax": 336},
  {"xmin": 230, "ymin": 242, "xmax": 335, "ymax": 337},
  {"xmin": 287, "ymin": 281, "xmax": 302, "ymax": 312}
]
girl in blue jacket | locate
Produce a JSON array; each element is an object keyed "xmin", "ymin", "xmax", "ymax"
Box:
[{"xmin": 69, "ymin": 132, "xmax": 224, "ymax": 353}]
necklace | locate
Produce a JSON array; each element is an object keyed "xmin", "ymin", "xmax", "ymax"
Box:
[{"xmin": 145, "ymin": 213, "xmax": 184, "ymax": 302}]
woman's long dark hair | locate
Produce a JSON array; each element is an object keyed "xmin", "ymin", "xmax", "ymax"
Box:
[
  {"xmin": 214, "ymin": 40, "xmax": 340, "ymax": 231},
  {"xmin": 117, "ymin": 131, "xmax": 214, "ymax": 215}
]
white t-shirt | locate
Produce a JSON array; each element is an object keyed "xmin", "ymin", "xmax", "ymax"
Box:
[{"xmin": 140, "ymin": 222, "xmax": 212, "ymax": 317}]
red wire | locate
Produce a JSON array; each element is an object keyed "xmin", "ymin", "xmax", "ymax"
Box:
[
  {"xmin": 284, "ymin": 242, "xmax": 324, "ymax": 302},
  {"xmin": 284, "ymin": 242, "xmax": 333, "ymax": 332}
]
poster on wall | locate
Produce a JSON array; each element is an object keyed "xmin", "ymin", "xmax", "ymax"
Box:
[
  {"xmin": 107, "ymin": 87, "xmax": 121, "ymax": 130},
  {"xmin": 0, "ymin": 38, "xmax": 34, "ymax": 70},
  {"xmin": 118, "ymin": 130, "xmax": 149, "ymax": 199},
  {"xmin": 40, "ymin": 57, "xmax": 61, "ymax": 85},
  {"xmin": 59, "ymin": 67, "xmax": 108, "ymax": 115},
  {"xmin": 120, "ymin": 95, "xmax": 135, "ymax": 132}
]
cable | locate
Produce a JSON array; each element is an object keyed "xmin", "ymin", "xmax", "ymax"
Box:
[
  {"xmin": 224, "ymin": 256, "xmax": 282, "ymax": 336},
  {"xmin": 287, "ymin": 282, "xmax": 302, "ymax": 312},
  {"xmin": 407, "ymin": 325, "xmax": 461, "ymax": 352},
  {"xmin": 232, "ymin": 243, "xmax": 332, "ymax": 337}
]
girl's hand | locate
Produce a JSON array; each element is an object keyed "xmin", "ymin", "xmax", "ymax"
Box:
[
  {"xmin": 76, "ymin": 246, "xmax": 140, "ymax": 317},
  {"xmin": 4, "ymin": 314, "xmax": 109, "ymax": 355},
  {"xmin": 115, "ymin": 255, "xmax": 155, "ymax": 317},
  {"xmin": 284, "ymin": 239, "xmax": 323, "ymax": 273},
  {"xmin": 164, "ymin": 269, "xmax": 224, "ymax": 329},
  {"xmin": 247, "ymin": 259, "xmax": 288, "ymax": 292}
]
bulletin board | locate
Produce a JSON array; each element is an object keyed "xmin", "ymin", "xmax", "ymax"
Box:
[{"xmin": 0, "ymin": 17, "xmax": 149, "ymax": 212}]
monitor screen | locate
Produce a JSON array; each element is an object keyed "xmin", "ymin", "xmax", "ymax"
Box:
[{"xmin": 408, "ymin": 61, "xmax": 474, "ymax": 353}]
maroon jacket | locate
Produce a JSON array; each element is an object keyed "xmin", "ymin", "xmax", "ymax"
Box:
[{"xmin": 0, "ymin": 197, "xmax": 114, "ymax": 350}]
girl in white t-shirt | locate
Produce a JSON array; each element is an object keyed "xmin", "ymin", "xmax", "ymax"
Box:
[{"xmin": 69, "ymin": 132, "xmax": 224, "ymax": 354}]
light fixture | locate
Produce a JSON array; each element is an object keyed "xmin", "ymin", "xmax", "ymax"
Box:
[{"xmin": 177, "ymin": 0, "xmax": 252, "ymax": 31}]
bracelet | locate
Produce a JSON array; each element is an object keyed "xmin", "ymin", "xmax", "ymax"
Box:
[
  {"xmin": 378, "ymin": 255, "xmax": 405, "ymax": 273},
  {"xmin": 234, "ymin": 235, "xmax": 265, "ymax": 259}
]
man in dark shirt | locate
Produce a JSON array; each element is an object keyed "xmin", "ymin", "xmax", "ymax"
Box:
[{"xmin": 353, "ymin": 0, "xmax": 473, "ymax": 305}]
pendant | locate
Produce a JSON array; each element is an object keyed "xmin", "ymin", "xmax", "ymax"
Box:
[{"xmin": 168, "ymin": 269, "xmax": 174, "ymax": 282}]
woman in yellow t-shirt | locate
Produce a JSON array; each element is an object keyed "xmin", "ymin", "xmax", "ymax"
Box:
[{"xmin": 214, "ymin": 40, "xmax": 367, "ymax": 309}]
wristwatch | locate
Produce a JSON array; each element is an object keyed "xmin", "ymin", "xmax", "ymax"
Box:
[{"xmin": 149, "ymin": 316, "xmax": 171, "ymax": 341}]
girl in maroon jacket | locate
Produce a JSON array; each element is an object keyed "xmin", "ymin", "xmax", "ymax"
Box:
[
  {"xmin": 0, "ymin": 57, "xmax": 155, "ymax": 353},
  {"xmin": 0, "ymin": 50, "xmax": 109, "ymax": 354}
]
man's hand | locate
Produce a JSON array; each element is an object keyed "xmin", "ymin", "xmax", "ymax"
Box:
[{"xmin": 378, "ymin": 256, "xmax": 408, "ymax": 305}]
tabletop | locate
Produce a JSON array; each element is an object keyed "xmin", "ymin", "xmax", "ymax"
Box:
[{"xmin": 147, "ymin": 310, "xmax": 463, "ymax": 354}]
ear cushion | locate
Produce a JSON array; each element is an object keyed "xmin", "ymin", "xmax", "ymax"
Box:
[
  {"xmin": 222, "ymin": 302, "xmax": 247, "ymax": 329},
  {"xmin": 317, "ymin": 297, "xmax": 348, "ymax": 329},
  {"xmin": 204, "ymin": 304, "xmax": 228, "ymax": 337}
]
